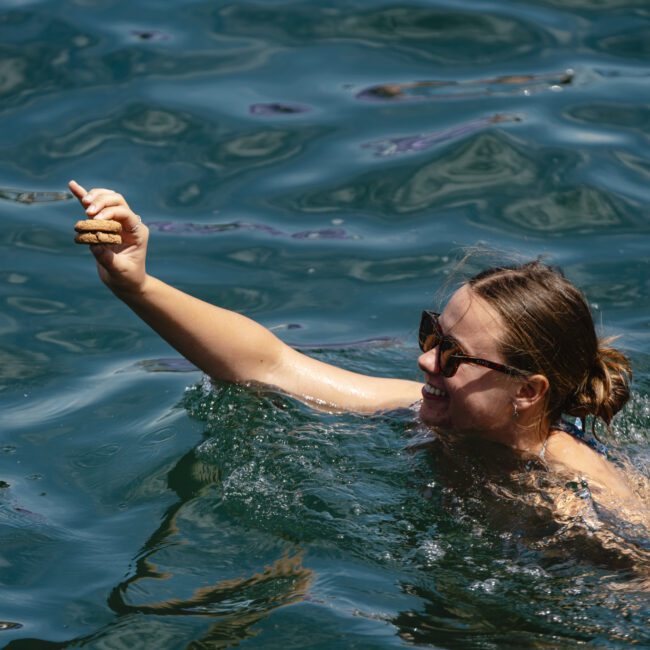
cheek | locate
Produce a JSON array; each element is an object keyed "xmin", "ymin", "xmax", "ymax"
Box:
[{"xmin": 448, "ymin": 375, "xmax": 513, "ymax": 428}]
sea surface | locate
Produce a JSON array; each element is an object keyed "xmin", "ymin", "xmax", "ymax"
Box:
[{"xmin": 1, "ymin": 0, "xmax": 649, "ymax": 648}]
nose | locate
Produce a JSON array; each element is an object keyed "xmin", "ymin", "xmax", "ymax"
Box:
[{"xmin": 418, "ymin": 347, "xmax": 440, "ymax": 375}]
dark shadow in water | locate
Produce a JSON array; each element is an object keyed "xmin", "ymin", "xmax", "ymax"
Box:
[
  {"xmin": 130, "ymin": 30, "xmax": 172, "ymax": 42},
  {"xmin": 4, "ymin": 446, "xmax": 313, "ymax": 649},
  {"xmin": 110, "ymin": 444, "xmax": 312, "ymax": 643},
  {"xmin": 250, "ymin": 102, "xmax": 311, "ymax": 116}
]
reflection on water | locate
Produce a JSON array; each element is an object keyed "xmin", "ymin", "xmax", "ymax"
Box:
[
  {"xmin": 278, "ymin": 131, "xmax": 538, "ymax": 217},
  {"xmin": 147, "ymin": 220, "xmax": 354, "ymax": 240},
  {"xmin": 362, "ymin": 113, "xmax": 521, "ymax": 158},
  {"xmin": 500, "ymin": 185, "xmax": 630, "ymax": 233},
  {"xmin": 44, "ymin": 105, "xmax": 192, "ymax": 158},
  {"xmin": 220, "ymin": 4, "xmax": 551, "ymax": 63},
  {"xmin": 0, "ymin": 188, "xmax": 72, "ymax": 204},
  {"xmin": 592, "ymin": 26, "xmax": 650, "ymax": 59},
  {"xmin": 0, "ymin": 346, "xmax": 50, "ymax": 386},
  {"xmin": 0, "ymin": 622, "xmax": 22, "ymax": 631},
  {"xmin": 568, "ymin": 102, "xmax": 650, "ymax": 130},
  {"xmin": 357, "ymin": 69, "xmax": 574, "ymax": 102},
  {"xmin": 2, "ymin": 0, "xmax": 650, "ymax": 646}
]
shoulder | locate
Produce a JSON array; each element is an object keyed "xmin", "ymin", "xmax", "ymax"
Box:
[
  {"xmin": 546, "ymin": 430, "xmax": 604, "ymax": 470},
  {"xmin": 554, "ymin": 418, "xmax": 609, "ymax": 456},
  {"xmin": 545, "ymin": 430, "xmax": 636, "ymax": 503}
]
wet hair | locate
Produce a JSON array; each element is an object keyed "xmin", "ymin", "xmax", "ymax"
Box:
[{"xmin": 467, "ymin": 260, "xmax": 631, "ymax": 431}]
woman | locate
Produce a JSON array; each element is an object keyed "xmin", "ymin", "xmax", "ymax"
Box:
[{"xmin": 68, "ymin": 180, "xmax": 641, "ymax": 507}]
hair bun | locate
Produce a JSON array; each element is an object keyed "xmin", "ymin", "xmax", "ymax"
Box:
[{"xmin": 564, "ymin": 338, "xmax": 631, "ymax": 426}]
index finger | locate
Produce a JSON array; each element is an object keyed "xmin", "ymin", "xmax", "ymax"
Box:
[{"xmin": 68, "ymin": 180, "xmax": 88, "ymax": 201}]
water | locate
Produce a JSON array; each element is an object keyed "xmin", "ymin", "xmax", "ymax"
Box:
[{"xmin": 1, "ymin": 0, "xmax": 649, "ymax": 647}]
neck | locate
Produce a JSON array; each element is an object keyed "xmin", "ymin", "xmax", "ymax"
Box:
[
  {"xmin": 509, "ymin": 414, "xmax": 550, "ymax": 455},
  {"xmin": 459, "ymin": 413, "xmax": 550, "ymax": 456}
]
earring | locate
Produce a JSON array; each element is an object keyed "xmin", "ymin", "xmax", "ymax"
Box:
[{"xmin": 512, "ymin": 402, "xmax": 519, "ymax": 419}]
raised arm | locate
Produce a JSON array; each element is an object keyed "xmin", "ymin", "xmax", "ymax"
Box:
[{"xmin": 69, "ymin": 181, "xmax": 422, "ymax": 412}]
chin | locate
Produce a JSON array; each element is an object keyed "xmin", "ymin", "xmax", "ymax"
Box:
[{"xmin": 419, "ymin": 400, "xmax": 452, "ymax": 429}]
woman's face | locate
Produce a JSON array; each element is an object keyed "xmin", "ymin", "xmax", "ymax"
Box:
[{"xmin": 418, "ymin": 284, "xmax": 520, "ymax": 437}]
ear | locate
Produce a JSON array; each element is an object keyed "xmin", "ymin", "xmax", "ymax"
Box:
[{"xmin": 514, "ymin": 373, "xmax": 549, "ymax": 412}]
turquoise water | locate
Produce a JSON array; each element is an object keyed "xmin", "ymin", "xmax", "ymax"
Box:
[{"xmin": 1, "ymin": 0, "xmax": 650, "ymax": 647}]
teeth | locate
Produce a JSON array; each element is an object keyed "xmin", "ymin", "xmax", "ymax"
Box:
[{"xmin": 424, "ymin": 383, "xmax": 447, "ymax": 397}]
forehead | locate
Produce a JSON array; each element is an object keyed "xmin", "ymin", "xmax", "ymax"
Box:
[{"xmin": 439, "ymin": 284, "xmax": 504, "ymax": 354}]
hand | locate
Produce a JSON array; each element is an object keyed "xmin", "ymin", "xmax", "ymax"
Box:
[{"xmin": 69, "ymin": 180, "xmax": 149, "ymax": 294}]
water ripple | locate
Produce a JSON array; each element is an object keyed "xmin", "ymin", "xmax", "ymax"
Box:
[{"xmin": 219, "ymin": 4, "xmax": 554, "ymax": 64}]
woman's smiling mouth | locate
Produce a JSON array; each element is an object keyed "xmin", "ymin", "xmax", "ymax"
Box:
[{"xmin": 423, "ymin": 383, "xmax": 448, "ymax": 398}]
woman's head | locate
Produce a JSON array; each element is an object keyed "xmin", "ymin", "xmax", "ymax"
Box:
[
  {"xmin": 418, "ymin": 282, "xmax": 528, "ymax": 436},
  {"xmin": 467, "ymin": 260, "xmax": 631, "ymax": 429}
]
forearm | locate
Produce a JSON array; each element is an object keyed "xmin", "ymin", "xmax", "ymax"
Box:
[{"xmin": 114, "ymin": 274, "xmax": 285, "ymax": 384}]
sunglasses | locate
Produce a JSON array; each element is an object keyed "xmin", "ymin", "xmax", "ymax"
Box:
[{"xmin": 418, "ymin": 310, "xmax": 529, "ymax": 378}]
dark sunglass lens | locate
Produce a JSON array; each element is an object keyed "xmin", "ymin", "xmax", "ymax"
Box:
[
  {"xmin": 419, "ymin": 312, "xmax": 441, "ymax": 352},
  {"xmin": 439, "ymin": 339, "xmax": 461, "ymax": 377},
  {"xmin": 420, "ymin": 334, "xmax": 436, "ymax": 353}
]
